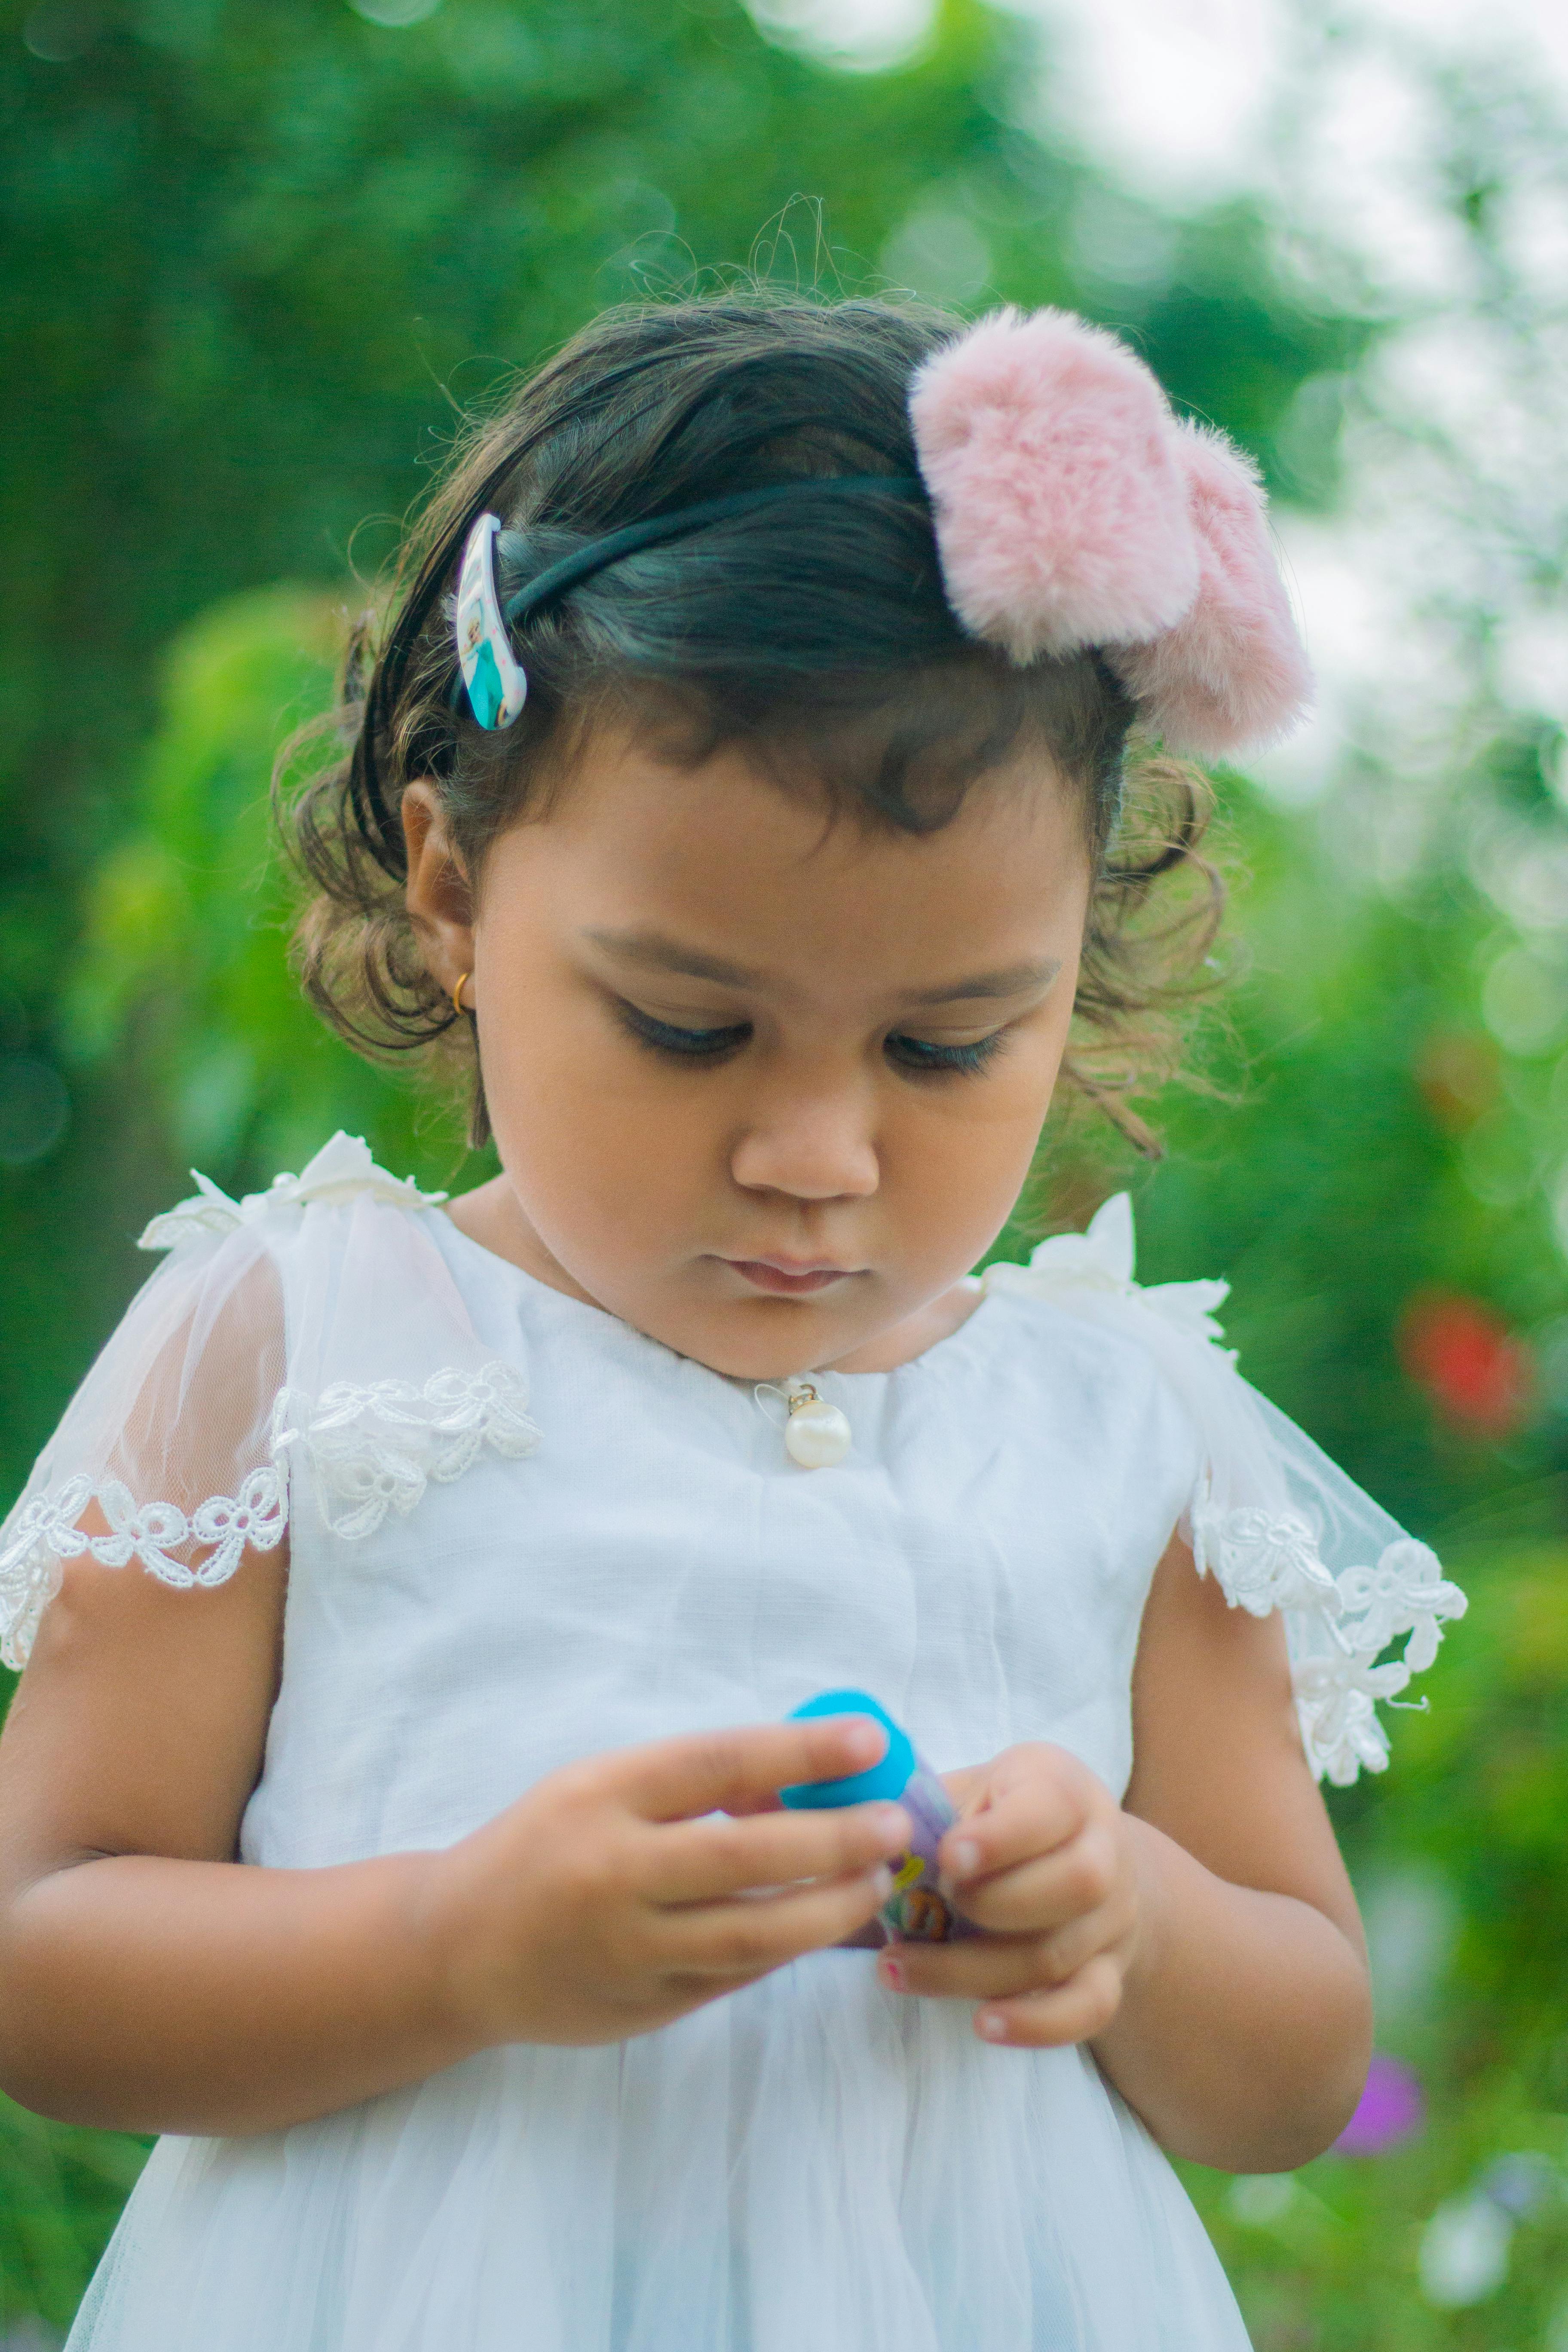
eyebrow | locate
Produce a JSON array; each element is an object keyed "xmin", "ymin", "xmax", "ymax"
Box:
[
  {"xmin": 583, "ymin": 929, "xmax": 1060, "ymax": 1004},
  {"xmin": 903, "ymin": 959, "xmax": 1061, "ymax": 1005},
  {"xmin": 585, "ymin": 929, "xmax": 763, "ymax": 989}
]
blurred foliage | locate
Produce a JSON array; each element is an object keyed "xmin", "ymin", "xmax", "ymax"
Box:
[
  {"xmin": 0, "ymin": 2106, "xmax": 147, "ymax": 2340},
  {"xmin": 3, "ymin": 0, "xmax": 1568, "ymax": 2341},
  {"xmin": 1181, "ymin": 1540, "xmax": 1568, "ymax": 2352},
  {"xmin": 57, "ymin": 584, "xmax": 469, "ymax": 1183},
  {"xmin": 1131, "ymin": 796, "xmax": 1567, "ymax": 1539},
  {"xmin": 0, "ymin": 0, "xmax": 1363, "ymax": 1508}
]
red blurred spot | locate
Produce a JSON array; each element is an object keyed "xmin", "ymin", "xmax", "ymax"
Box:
[{"xmin": 1398, "ymin": 1292, "xmax": 1535, "ymax": 1436}]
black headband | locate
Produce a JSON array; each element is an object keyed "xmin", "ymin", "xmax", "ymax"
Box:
[{"xmin": 495, "ymin": 474, "xmax": 927, "ymax": 631}]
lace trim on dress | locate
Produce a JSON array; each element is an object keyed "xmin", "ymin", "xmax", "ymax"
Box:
[
  {"xmin": 0, "ymin": 1366, "xmax": 539, "ymax": 1671},
  {"xmin": 981, "ymin": 1193, "xmax": 1468, "ymax": 1787},
  {"xmin": 0, "ymin": 1467, "xmax": 289, "ymax": 1670},
  {"xmin": 1190, "ymin": 1503, "xmax": 1467, "ymax": 1786},
  {"xmin": 274, "ymin": 1363, "xmax": 540, "ymax": 1542}
]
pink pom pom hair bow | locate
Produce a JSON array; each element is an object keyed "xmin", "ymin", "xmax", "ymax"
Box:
[{"xmin": 908, "ymin": 307, "xmax": 1312, "ymax": 760}]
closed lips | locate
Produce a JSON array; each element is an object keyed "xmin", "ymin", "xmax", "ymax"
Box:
[{"xmin": 722, "ymin": 1259, "xmax": 862, "ymax": 1293}]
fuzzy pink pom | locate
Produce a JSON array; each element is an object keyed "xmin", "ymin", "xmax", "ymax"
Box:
[
  {"xmin": 909, "ymin": 308, "xmax": 1199, "ymax": 662},
  {"xmin": 1109, "ymin": 423, "xmax": 1313, "ymax": 757}
]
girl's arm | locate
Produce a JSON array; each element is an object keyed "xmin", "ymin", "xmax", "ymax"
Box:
[
  {"xmin": 879, "ymin": 1531, "xmax": 1372, "ymax": 2174},
  {"xmin": 0, "ymin": 1543, "xmax": 907, "ymax": 2136},
  {"xmin": 1095, "ymin": 1532, "xmax": 1371, "ymax": 2168}
]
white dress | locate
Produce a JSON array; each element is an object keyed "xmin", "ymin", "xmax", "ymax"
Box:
[{"xmin": 0, "ymin": 1136, "xmax": 1466, "ymax": 2352}]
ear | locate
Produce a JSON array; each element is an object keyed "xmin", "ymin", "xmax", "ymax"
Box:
[{"xmin": 402, "ymin": 782, "xmax": 475, "ymax": 1001}]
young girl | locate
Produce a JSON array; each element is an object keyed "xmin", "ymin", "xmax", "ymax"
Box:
[{"xmin": 0, "ymin": 295, "xmax": 1465, "ymax": 2352}]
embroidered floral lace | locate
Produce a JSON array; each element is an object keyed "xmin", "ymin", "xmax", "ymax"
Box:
[
  {"xmin": 275, "ymin": 1364, "xmax": 539, "ymax": 1542},
  {"xmin": 0, "ymin": 1467, "xmax": 289, "ymax": 1669},
  {"xmin": 1190, "ymin": 1505, "xmax": 1465, "ymax": 1784}
]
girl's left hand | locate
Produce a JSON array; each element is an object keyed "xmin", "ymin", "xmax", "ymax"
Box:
[{"xmin": 876, "ymin": 1742, "xmax": 1142, "ymax": 2049}]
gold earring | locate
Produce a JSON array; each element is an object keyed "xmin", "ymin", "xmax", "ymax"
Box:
[{"xmin": 452, "ymin": 973, "xmax": 471, "ymax": 1020}]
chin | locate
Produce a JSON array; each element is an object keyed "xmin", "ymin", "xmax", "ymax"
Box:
[{"xmin": 666, "ymin": 1299, "xmax": 861, "ymax": 1384}]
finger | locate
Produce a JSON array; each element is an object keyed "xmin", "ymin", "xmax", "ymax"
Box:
[
  {"xmin": 647, "ymin": 1801, "xmax": 911, "ymax": 1905},
  {"xmin": 939, "ymin": 1767, "xmax": 1090, "ymax": 1892},
  {"xmin": 943, "ymin": 1742, "xmax": 1070, "ymax": 1830},
  {"xmin": 972, "ymin": 1954, "xmax": 1125, "ymax": 2049},
  {"xmin": 949, "ymin": 1823, "xmax": 1123, "ymax": 1937},
  {"xmin": 879, "ymin": 1934, "xmax": 1042, "ymax": 2003},
  {"xmin": 721, "ymin": 1791, "xmax": 785, "ymax": 1818},
  {"xmin": 659, "ymin": 1863, "xmax": 894, "ymax": 1978},
  {"xmin": 880, "ymin": 1908, "xmax": 1116, "ymax": 2003},
  {"xmin": 613, "ymin": 1717, "xmax": 890, "ymax": 1825}
]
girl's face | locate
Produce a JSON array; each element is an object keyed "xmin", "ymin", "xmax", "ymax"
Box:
[{"xmin": 404, "ymin": 725, "xmax": 1092, "ymax": 1381}]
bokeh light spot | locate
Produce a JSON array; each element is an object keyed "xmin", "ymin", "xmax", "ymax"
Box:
[
  {"xmin": 1398, "ymin": 1292, "xmax": 1534, "ymax": 1435},
  {"xmin": 1333, "ymin": 2052, "xmax": 1424, "ymax": 2155},
  {"xmin": 0, "ymin": 1056, "xmax": 70, "ymax": 1168},
  {"xmin": 1419, "ymin": 2192, "xmax": 1512, "ymax": 2306},
  {"xmin": 880, "ymin": 203, "xmax": 990, "ymax": 305}
]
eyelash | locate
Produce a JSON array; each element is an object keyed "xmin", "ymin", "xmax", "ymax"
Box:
[
  {"xmin": 615, "ymin": 1004, "xmax": 1009, "ymax": 1080},
  {"xmin": 885, "ymin": 1031, "xmax": 1008, "ymax": 1079},
  {"xmin": 616, "ymin": 1006, "xmax": 752, "ymax": 1060}
]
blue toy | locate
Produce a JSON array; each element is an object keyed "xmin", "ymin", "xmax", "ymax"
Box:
[{"xmin": 781, "ymin": 1689, "xmax": 975, "ymax": 1943}]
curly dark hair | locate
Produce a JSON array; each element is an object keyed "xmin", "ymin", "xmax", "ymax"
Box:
[{"xmin": 278, "ymin": 291, "xmax": 1223, "ymax": 1157}]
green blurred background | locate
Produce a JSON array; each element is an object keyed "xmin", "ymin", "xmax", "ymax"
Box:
[{"xmin": 4, "ymin": 0, "xmax": 1568, "ymax": 2341}]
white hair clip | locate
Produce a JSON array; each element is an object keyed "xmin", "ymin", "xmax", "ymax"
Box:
[{"xmin": 454, "ymin": 512, "xmax": 528, "ymax": 731}]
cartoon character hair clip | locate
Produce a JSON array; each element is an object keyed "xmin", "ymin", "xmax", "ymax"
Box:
[{"xmin": 454, "ymin": 511, "xmax": 527, "ymax": 730}]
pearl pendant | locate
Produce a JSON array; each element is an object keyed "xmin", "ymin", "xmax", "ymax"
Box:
[{"xmin": 783, "ymin": 1381, "xmax": 852, "ymax": 1469}]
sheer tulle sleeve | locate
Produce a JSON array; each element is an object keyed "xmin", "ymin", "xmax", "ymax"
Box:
[
  {"xmin": 0, "ymin": 1218, "xmax": 288, "ymax": 1670},
  {"xmin": 0, "ymin": 1134, "xmax": 539, "ymax": 1671},
  {"xmin": 982, "ymin": 1195, "xmax": 1467, "ymax": 1786}
]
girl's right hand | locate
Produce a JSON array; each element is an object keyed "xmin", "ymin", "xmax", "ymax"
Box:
[{"xmin": 425, "ymin": 1717, "xmax": 910, "ymax": 2048}]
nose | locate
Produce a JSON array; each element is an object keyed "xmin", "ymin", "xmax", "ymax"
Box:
[{"xmin": 729, "ymin": 1074, "xmax": 880, "ymax": 1203}]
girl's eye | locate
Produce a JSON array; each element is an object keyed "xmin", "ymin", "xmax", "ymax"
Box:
[
  {"xmin": 616, "ymin": 1003, "xmax": 752, "ymax": 1061},
  {"xmin": 885, "ymin": 1029, "xmax": 1008, "ymax": 1079}
]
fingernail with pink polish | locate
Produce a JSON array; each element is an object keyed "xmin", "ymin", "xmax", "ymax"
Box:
[{"xmin": 880, "ymin": 1955, "xmax": 906, "ymax": 1992}]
